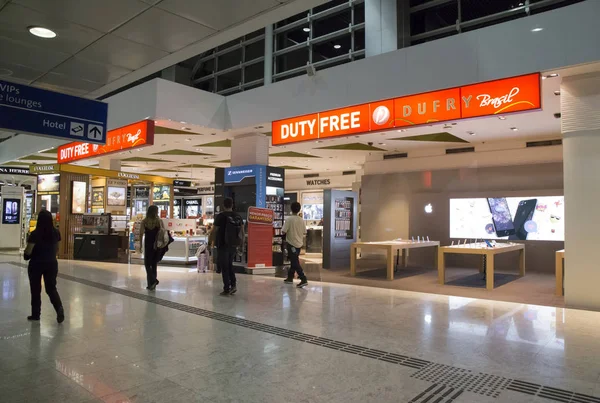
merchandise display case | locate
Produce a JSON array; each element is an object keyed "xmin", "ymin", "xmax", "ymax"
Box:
[
  {"xmin": 323, "ymin": 189, "xmax": 358, "ymax": 269},
  {"xmin": 161, "ymin": 235, "xmax": 208, "ymax": 264},
  {"xmin": 267, "ymin": 195, "xmax": 284, "ymax": 265}
]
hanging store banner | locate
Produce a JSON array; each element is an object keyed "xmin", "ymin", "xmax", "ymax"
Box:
[
  {"xmin": 272, "ymin": 73, "xmax": 541, "ymax": 145},
  {"xmin": 57, "ymin": 120, "xmax": 154, "ymax": 164}
]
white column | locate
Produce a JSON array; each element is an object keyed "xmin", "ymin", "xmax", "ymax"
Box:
[
  {"xmin": 231, "ymin": 133, "xmax": 270, "ymax": 166},
  {"xmin": 99, "ymin": 159, "xmax": 121, "ymax": 171},
  {"xmin": 562, "ymin": 73, "xmax": 600, "ymax": 310},
  {"xmin": 365, "ymin": 0, "xmax": 398, "ymax": 57},
  {"xmin": 264, "ymin": 24, "xmax": 273, "ymax": 85}
]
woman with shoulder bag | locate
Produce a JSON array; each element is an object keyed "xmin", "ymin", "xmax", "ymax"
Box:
[{"xmin": 138, "ymin": 205, "xmax": 162, "ymax": 290}]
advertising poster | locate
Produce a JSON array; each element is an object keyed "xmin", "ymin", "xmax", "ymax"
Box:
[
  {"xmin": 2, "ymin": 199, "xmax": 20, "ymax": 224},
  {"xmin": 37, "ymin": 174, "xmax": 60, "ymax": 194},
  {"xmin": 92, "ymin": 187, "xmax": 104, "ymax": 207},
  {"xmin": 247, "ymin": 207, "xmax": 274, "ymax": 268},
  {"xmin": 71, "ymin": 181, "xmax": 87, "ymax": 214},
  {"xmin": 107, "ymin": 186, "xmax": 126, "ymax": 206},
  {"xmin": 302, "ymin": 192, "xmax": 324, "ymax": 220},
  {"xmin": 153, "ymin": 185, "xmax": 171, "ymax": 201},
  {"xmin": 450, "ymin": 196, "xmax": 564, "ymax": 241}
]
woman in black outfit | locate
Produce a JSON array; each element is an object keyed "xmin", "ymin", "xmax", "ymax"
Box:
[
  {"xmin": 139, "ymin": 205, "xmax": 161, "ymax": 290},
  {"xmin": 24, "ymin": 210, "xmax": 64, "ymax": 323}
]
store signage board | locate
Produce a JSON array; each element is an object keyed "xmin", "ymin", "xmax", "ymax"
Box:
[
  {"xmin": 0, "ymin": 166, "xmax": 31, "ymax": 175},
  {"xmin": 224, "ymin": 164, "xmax": 267, "ymax": 208},
  {"xmin": 57, "ymin": 120, "xmax": 154, "ymax": 164},
  {"xmin": 0, "ymin": 79, "xmax": 108, "ymax": 144},
  {"xmin": 30, "ymin": 164, "xmax": 59, "ymax": 174},
  {"xmin": 272, "ymin": 73, "xmax": 541, "ymax": 145},
  {"xmin": 173, "ymin": 180, "xmax": 192, "ymax": 187}
]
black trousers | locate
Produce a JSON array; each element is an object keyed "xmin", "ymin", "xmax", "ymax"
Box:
[
  {"xmin": 286, "ymin": 245, "xmax": 306, "ymax": 281},
  {"xmin": 218, "ymin": 247, "xmax": 237, "ymax": 292},
  {"xmin": 28, "ymin": 260, "xmax": 63, "ymax": 317},
  {"xmin": 144, "ymin": 249, "xmax": 158, "ymax": 287}
]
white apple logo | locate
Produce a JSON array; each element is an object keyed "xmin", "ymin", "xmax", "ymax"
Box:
[
  {"xmin": 424, "ymin": 203, "xmax": 433, "ymax": 214},
  {"xmin": 372, "ymin": 105, "xmax": 390, "ymax": 126}
]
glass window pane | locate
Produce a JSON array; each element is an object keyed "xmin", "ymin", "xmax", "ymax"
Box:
[
  {"xmin": 312, "ymin": 33, "xmax": 351, "ymax": 64},
  {"xmin": 354, "ymin": 27, "xmax": 365, "ymax": 51},
  {"xmin": 245, "ymin": 39, "xmax": 264, "ymax": 61},
  {"xmin": 245, "ymin": 29, "xmax": 264, "ymax": 40},
  {"xmin": 313, "ymin": 0, "xmax": 347, "ymax": 14},
  {"xmin": 276, "ymin": 28, "xmax": 309, "ymax": 51},
  {"xmin": 276, "ymin": 10, "xmax": 307, "ymax": 28},
  {"xmin": 461, "ymin": 0, "xmax": 524, "ymax": 22},
  {"xmin": 217, "ymin": 70, "xmax": 241, "ymax": 92},
  {"xmin": 194, "ymin": 58, "xmax": 215, "ymax": 80},
  {"xmin": 410, "ymin": 2, "xmax": 458, "ymax": 36},
  {"xmin": 275, "ymin": 47, "xmax": 309, "ymax": 74},
  {"xmin": 245, "ymin": 61, "xmax": 264, "ymax": 83},
  {"xmin": 218, "ymin": 49, "xmax": 242, "ymax": 71},
  {"xmin": 196, "ymin": 79, "xmax": 215, "ymax": 93},
  {"xmin": 354, "ymin": 4, "xmax": 365, "ymax": 24},
  {"xmin": 313, "ymin": 8, "xmax": 352, "ymax": 38}
]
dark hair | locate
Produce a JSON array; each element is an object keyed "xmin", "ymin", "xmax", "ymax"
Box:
[
  {"xmin": 36, "ymin": 210, "xmax": 55, "ymax": 241},
  {"xmin": 223, "ymin": 197, "xmax": 234, "ymax": 209},
  {"xmin": 291, "ymin": 202, "xmax": 301, "ymax": 214},
  {"xmin": 146, "ymin": 205, "xmax": 159, "ymax": 219}
]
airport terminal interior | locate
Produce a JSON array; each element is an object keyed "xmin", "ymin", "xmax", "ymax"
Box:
[{"xmin": 2, "ymin": 0, "xmax": 600, "ymax": 402}]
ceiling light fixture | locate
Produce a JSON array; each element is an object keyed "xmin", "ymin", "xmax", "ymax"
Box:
[
  {"xmin": 398, "ymin": 129, "xmax": 407, "ymax": 133},
  {"xmin": 182, "ymin": 127, "xmax": 191, "ymax": 130},
  {"xmin": 333, "ymin": 44, "xmax": 341, "ymax": 49},
  {"xmin": 28, "ymin": 26, "xmax": 57, "ymax": 39},
  {"xmin": 467, "ymin": 131, "xmax": 476, "ymax": 136},
  {"xmin": 531, "ymin": 27, "xmax": 544, "ymax": 33},
  {"xmin": 554, "ymin": 90, "xmax": 561, "ymax": 96},
  {"xmin": 510, "ymin": 127, "xmax": 519, "ymax": 131},
  {"xmin": 542, "ymin": 73, "xmax": 559, "ymax": 80},
  {"xmin": 379, "ymin": 143, "xmax": 386, "ymax": 146},
  {"xmin": 303, "ymin": 27, "xmax": 310, "ymax": 32},
  {"xmin": 498, "ymin": 116, "xmax": 506, "ymax": 120}
]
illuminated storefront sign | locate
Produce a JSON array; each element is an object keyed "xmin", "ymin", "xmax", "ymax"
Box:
[
  {"xmin": 57, "ymin": 120, "xmax": 154, "ymax": 164},
  {"xmin": 272, "ymin": 73, "xmax": 540, "ymax": 145}
]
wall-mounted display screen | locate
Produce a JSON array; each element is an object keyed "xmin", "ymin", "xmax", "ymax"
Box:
[
  {"xmin": 37, "ymin": 174, "xmax": 60, "ymax": 194},
  {"xmin": 302, "ymin": 192, "xmax": 324, "ymax": 220},
  {"xmin": 153, "ymin": 185, "xmax": 170, "ymax": 201},
  {"xmin": 71, "ymin": 181, "xmax": 87, "ymax": 214},
  {"xmin": 92, "ymin": 187, "xmax": 104, "ymax": 207},
  {"xmin": 2, "ymin": 198, "xmax": 20, "ymax": 224},
  {"xmin": 107, "ymin": 187, "xmax": 126, "ymax": 206},
  {"xmin": 134, "ymin": 186, "xmax": 150, "ymax": 199},
  {"xmin": 450, "ymin": 196, "xmax": 564, "ymax": 241}
]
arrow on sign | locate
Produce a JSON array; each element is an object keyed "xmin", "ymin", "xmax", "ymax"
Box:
[{"xmin": 87, "ymin": 124, "xmax": 103, "ymax": 140}]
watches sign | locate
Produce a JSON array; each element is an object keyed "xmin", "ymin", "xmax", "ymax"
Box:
[
  {"xmin": 57, "ymin": 120, "xmax": 154, "ymax": 164},
  {"xmin": 272, "ymin": 73, "xmax": 541, "ymax": 145}
]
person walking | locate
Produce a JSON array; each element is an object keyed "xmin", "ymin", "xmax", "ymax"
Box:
[
  {"xmin": 283, "ymin": 202, "xmax": 308, "ymax": 288},
  {"xmin": 212, "ymin": 197, "xmax": 244, "ymax": 296},
  {"xmin": 139, "ymin": 205, "xmax": 162, "ymax": 290},
  {"xmin": 23, "ymin": 210, "xmax": 64, "ymax": 323}
]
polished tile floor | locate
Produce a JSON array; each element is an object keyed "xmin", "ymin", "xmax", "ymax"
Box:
[{"xmin": 1, "ymin": 255, "xmax": 600, "ymax": 403}]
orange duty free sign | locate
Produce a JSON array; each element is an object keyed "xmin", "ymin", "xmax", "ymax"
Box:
[{"xmin": 271, "ymin": 73, "xmax": 541, "ymax": 145}]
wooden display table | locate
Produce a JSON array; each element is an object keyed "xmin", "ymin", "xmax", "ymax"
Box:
[
  {"xmin": 556, "ymin": 249, "xmax": 565, "ymax": 296},
  {"xmin": 351, "ymin": 240, "xmax": 440, "ymax": 280},
  {"xmin": 438, "ymin": 242, "xmax": 525, "ymax": 290}
]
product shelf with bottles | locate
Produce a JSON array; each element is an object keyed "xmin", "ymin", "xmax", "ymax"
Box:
[{"xmin": 266, "ymin": 195, "xmax": 284, "ymax": 265}]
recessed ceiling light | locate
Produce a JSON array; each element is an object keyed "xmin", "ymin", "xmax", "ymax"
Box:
[
  {"xmin": 510, "ymin": 127, "xmax": 519, "ymax": 131},
  {"xmin": 303, "ymin": 27, "xmax": 310, "ymax": 32},
  {"xmin": 531, "ymin": 27, "xmax": 544, "ymax": 33},
  {"xmin": 182, "ymin": 127, "xmax": 191, "ymax": 130},
  {"xmin": 379, "ymin": 143, "xmax": 386, "ymax": 146},
  {"xmin": 542, "ymin": 73, "xmax": 559, "ymax": 80},
  {"xmin": 316, "ymin": 140, "xmax": 322, "ymax": 143},
  {"xmin": 185, "ymin": 138, "xmax": 192, "ymax": 142},
  {"xmin": 467, "ymin": 131, "xmax": 476, "ymax": 136},
  {"xmin": 397, "ymin": 129, "xmax": 407, "ymax": 133},
  {"xmin": 333, "ymin": 44, "xmax": 341, "ymax": 49},
  {"xmin": 498, "ymin": 116, "xmax": 506, "ymax": 120},
  {"xmin": 28, "ymin": 26, "xmax": 57, "ymax": 39},
  {"xmin": 554, "ymin": 90, "xmax": 561, "ymax": 96}
]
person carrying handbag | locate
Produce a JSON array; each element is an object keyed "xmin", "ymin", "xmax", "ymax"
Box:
[{"xmin": 138, "ymin": 205, "xmax": 163, "ymax": 290}]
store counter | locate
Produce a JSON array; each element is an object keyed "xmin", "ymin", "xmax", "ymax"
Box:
[
  {"xmin": 73, "ymin": 234, "xmax": 120, "ymax": 261},
  {"xmin": 305, "ymin": 227, "xmax": 323, "ymax": 253},
  {"xmin": 438, "ymin": 242, "xmax": 525, "ymax": 290},
  {"xmin": 351, "ymin": 240, "xmax": 440, "ymax": 280},
  {"xmin": 162, "ymin": 235, "xmax": 208, "ymax": 265}
]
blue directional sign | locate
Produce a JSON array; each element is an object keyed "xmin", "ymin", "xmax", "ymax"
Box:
[{"xmin": 0, "ymin": 79, "xmax": 108, "ymax": 144}]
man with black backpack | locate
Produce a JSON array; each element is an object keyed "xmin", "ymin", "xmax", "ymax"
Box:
[{"xmin": 212, "ymin": 197, "xmax": 244, "ymax": 296}]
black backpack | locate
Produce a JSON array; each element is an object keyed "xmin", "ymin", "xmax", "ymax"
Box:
[{"xmin": 223, "ymin": 214, "xmax": 243, "ymax": 247}]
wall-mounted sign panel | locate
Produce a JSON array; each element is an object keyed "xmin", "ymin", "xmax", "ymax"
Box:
[
  {"xmin": 272, "ymin": 73, "xmax": 541, "ymax": 145},
  {"xmin": 57, "ymin": 120, "xmax": 154, "ymax": 164},
  {"xmin": 0, "ymin": 79, "xmax": 107, "ymax": 144}
]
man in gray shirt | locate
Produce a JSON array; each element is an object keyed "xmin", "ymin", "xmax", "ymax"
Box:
[{"xmin": 282, "ymin": 202, "xmax": 308, "ymax": 288}]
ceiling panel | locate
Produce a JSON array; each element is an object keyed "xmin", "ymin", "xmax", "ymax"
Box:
[
  {"xmin": 0, "ymin": 36, "xmax": 70, "ymax": 71},
  {"xmin": 77, "ymin": 34, "xmax": 169, "ymax": 70},
  {"xmin": 13, "ymin": 0, "xmax": 151, "ymax": 33},
  {"xmin": 112, "ymin": 8, "xmax": 216, "ymax": 52},
  {"xmin": 0, "ymin": 3, "xmax": 103, "ymax": 54},
  {"xmin": 0, "ymin": 61, "xmax": 45, "ymax": 83},
  {"xmin": 51, "ymin": 57, "xmax": 132, "ymax": 85},
  {"xmin": 157, "ymin": 0, "xmax": 280, "ymax": 30},
  {"xmin": 34, "ymin": 71, "xmax": 104, "ymax": 94}
]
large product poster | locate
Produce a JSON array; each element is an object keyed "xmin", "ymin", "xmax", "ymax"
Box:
[
  {"xmin": 2, "ymin": 199, "xmax": 20, "ymax": 224},
  {"xmin": 450, "ymin": 196, "xmax": 564, "ymax": 241},
  {"xmin": 247, "ymin": 207, "xmax": 274, "ymax": 268}
]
